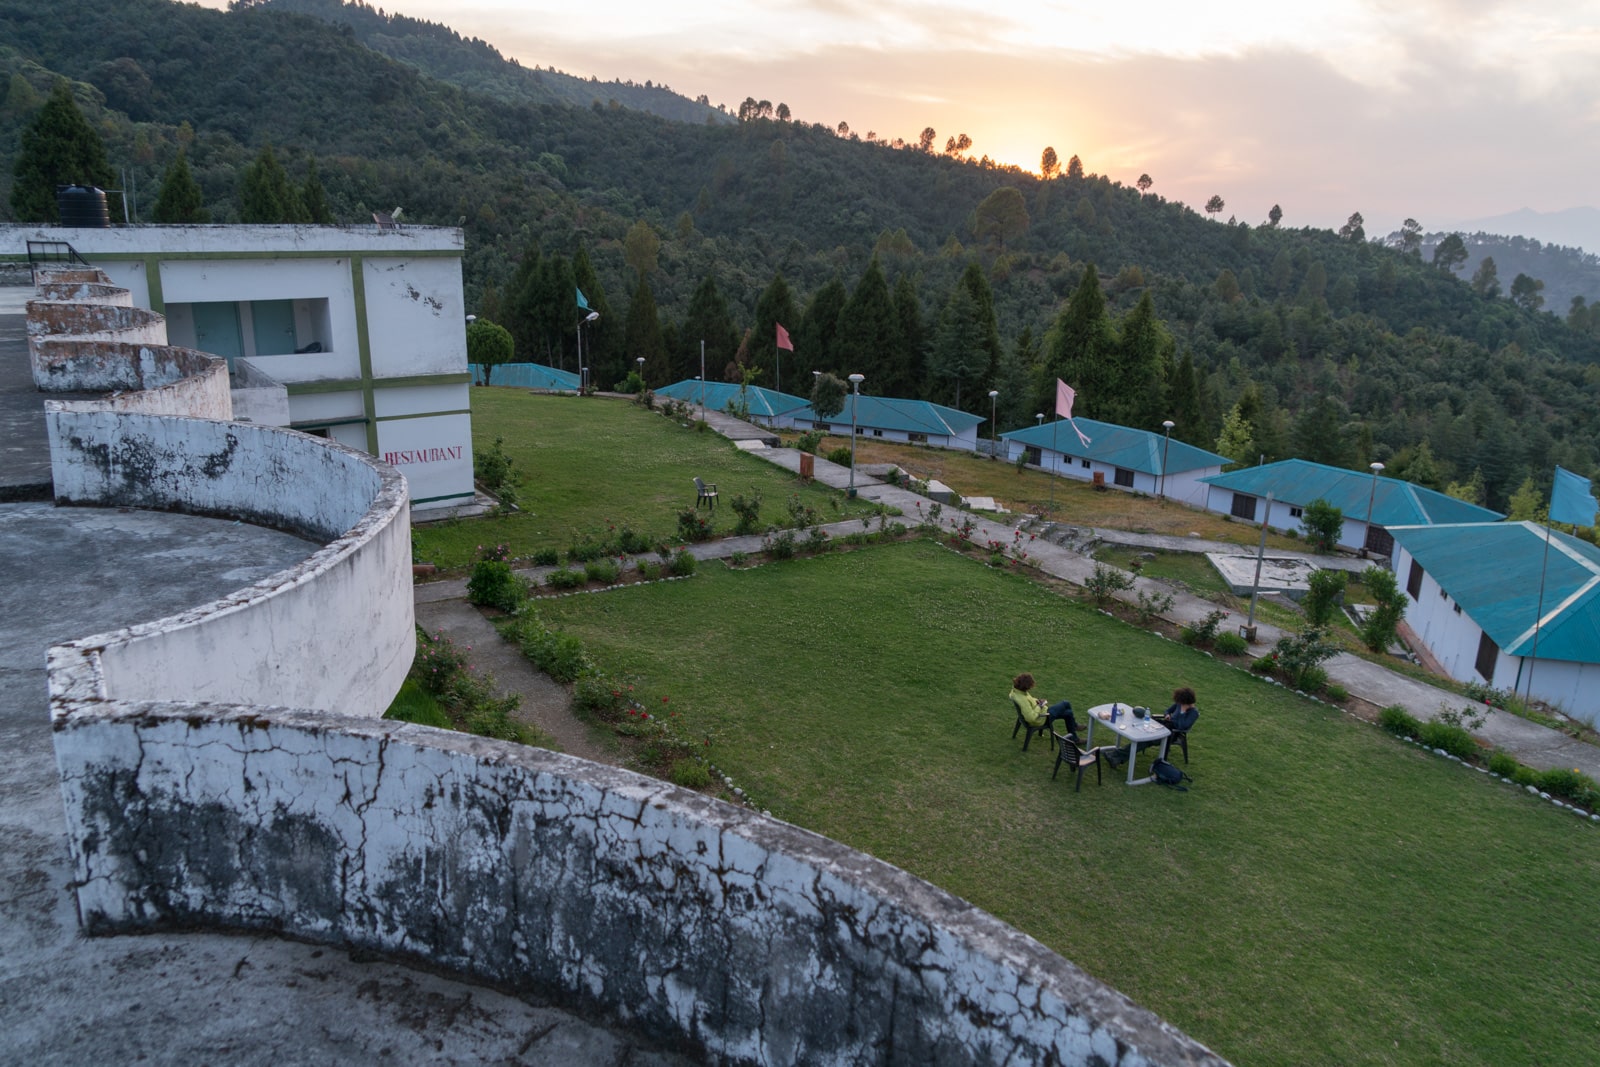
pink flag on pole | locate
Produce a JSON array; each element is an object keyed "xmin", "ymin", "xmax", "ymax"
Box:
[
  {"xmin": 1055, "ymin": 379, "xmax": 1076, "ymax": 419},
  {"xmin": 776, "ymin": 323, "xmax": 794, "ymax": 351}
]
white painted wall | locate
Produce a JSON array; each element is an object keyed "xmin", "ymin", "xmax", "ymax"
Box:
[
  {"xmin": 47, "ymin": 412, "xmax": 413, "ymax": 719},
  {"xmin": 48, "ymin": 704, "xmax": 1226, "ymax": 1067},
  {"xmin": 362, "ymin": 256, "xmax": 468, "ymax": 378},
  {"xmin": 377, "ymin": 412, "xmax": 474, "ymax": 505},
  {"xmin": 1394, "ymin": 546, "xmax": 1600, "ymax": 726}
]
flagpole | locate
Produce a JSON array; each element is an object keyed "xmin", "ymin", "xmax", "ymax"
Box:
[{"xmin": 1049, "ymin": 415, "xmax": 1059, "ymax": 514}]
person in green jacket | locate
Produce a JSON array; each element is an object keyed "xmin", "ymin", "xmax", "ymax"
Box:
[{"xmin": 1010, "ymin": 672, "xmax": 1080, "ymax": 739}]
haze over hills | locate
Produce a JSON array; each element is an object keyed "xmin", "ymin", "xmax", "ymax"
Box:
[
  {"xmin": 5, "ymin": 0, "xmax": 1600, "ymax": 514},
  {"xmin": 1441, "ymin": 207, "xmax": 1600, "ymax": 260}
]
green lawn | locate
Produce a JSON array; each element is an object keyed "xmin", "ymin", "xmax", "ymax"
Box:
[
  {"xmin": 412, "ymin": 389, "xmax": 878, "ymax": 568},
  {"xmin": 535, "ymin": 540, "xmax": 1600, "ymax": 1067}
]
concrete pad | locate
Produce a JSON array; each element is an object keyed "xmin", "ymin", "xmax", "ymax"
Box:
[
  {"xmin": 965, "ymin": 496, "xmax": 1001, "ymax": 513},
  {"xmin": 925, "ymin": 479, "xmax": 955, "ymax": 504},
  {"xmin": 733, "ymin": 438, "xmax": 768, "ymax": 451},
  {"xmin": 1206, "ymin": 552, "xmax": 1319, "ymax": 602}
]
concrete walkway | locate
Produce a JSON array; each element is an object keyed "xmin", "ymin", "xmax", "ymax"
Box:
[{"xmin": 427, "ymin": 426, "xmax": 1600, "ymax": 787}]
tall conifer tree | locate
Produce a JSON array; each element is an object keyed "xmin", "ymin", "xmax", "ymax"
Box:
[{"xmin": 11, "ymin": 82, "xmax": 113, "ymax": 222}]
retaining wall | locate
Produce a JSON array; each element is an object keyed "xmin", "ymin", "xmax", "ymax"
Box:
[{"xmin": 50, "ymin": 702, "xmax": 1226, "ymax": 1067}]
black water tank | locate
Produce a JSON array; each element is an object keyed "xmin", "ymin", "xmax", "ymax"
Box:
[{"xmin": 57, "ymin": 185, "xmax": 110, "ymax": 228}]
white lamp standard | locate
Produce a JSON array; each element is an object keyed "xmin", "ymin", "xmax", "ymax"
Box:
[
  {"xmin": 699, "ymin": 340, "xmax": 706, "ymax": 421},
  {"xmin": 1035, "ymin": 412, "xmax": 1043, "ymax": 426},
  {"xmin": 635, "ymin": 356, "xmax": 645, "ymax": 389},
  {"xmin": 988, "ymin": 390, "xmax": 999, "ymax": 459},
  {"xmin": 1364, "ymin": 461, "xmax": 1385, "ymax": 558},
  {"xmin": 1159, "ymin": 419, "xmax": 1175, "ymax": 500},
  {"xmin": 576, "ymin": 310, "xmax": 598, "ymax": 392},
  {"xmin": 847, "ymin": 373, "xmax": 865, "ymax": 498}
]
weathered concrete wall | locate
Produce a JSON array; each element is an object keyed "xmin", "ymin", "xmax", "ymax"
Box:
[
  {"xmin": 50, "ymin": 703, "xmax": 1227, "ymax": 1067},
  {"xmin": 46, "ymin": 415, "xmax": 413, "ymax": 718},
  {"xmin": 231, "ymin": 357, "xmax": 292, "ymax": 426},
  {"xmin": 28, "ymin": 302, "xmax": 171, "ymax": 390},
  {"xmin": 37, "ymin": 343, "xmax": 232, "ymax": 418}
]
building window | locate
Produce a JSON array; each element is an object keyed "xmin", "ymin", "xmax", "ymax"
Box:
[
  {"xmin": 908, "ymin": 432, "xmax": 927, "ymax": 443},
  {"xmin": 1080, "ymin": 459, "xmax": 1090, "ymax": 469},
  {"xmin": 872, "ymin": 429, "xmax": 883, "ymax": 437},
  {"xmin": 1438, "ymin": 586, "xmax": 1448, "ymax": 598},
  {"xmin": 1114, "ymin": 467, "xmax": 1134, "ymax": 488},
  {"xmin": 1289, "ymin": 506, "xmax": 1304, "ymax": 518},
  {"xmin": 1453, "ymin": 603, "xmax": 1462, "ymax": 614},
  {"xmin": 1230, "ymin": 493, "xmax": 1257, "ymax": 521},
  {"xmin": 1475, "ymin": 631, "xmax": 1499, "ymax": 682},
  {"xmin": 1406, "ymin": 560, "xmax": 1423, "ymax": 599}
]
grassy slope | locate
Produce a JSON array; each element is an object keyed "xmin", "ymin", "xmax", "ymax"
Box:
[
  {"xmin": 535, "ymin": 540, "xmax": 1600, "ymax": 1066},
  {"xmin": 412, "ymin": 389, "xmax": 878, "ymax": 568}
]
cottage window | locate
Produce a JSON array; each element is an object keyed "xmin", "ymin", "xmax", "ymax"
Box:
[
  {"xmin": 1406, "ymin": 560, "xmax": 1423, "ymax": 599},
  {"xmin": 1114, "ymin": 467, "xmax": 1134, "ymax": 488},
  {"xmin": 1080, "ymin": 459, "xmax": 1091, "ymax": 469},
  {"xmin": 1230, "ymin": 493, "xmax": 1257, "ymax": 521},
  {"xmin": 1289, "ymin": 506, "xmax": 1304, "ymax": 518},
  {"xmin": 908, "ymin": 432, "xmax": 927, "ymax": 443}
]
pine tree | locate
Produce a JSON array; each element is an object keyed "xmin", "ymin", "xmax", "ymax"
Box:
[
  {"xmin": 890, "ymin": 274, "xmax": 927, "ymax": 400},
  {"xmin": 623, "ymin": 276, "xmax": 666, "ymax": 383},
  {"xmin": 834, "ymin": 258, "xmax": 900, "ymax": 392},
  {"xmin": 1110, "ymin": 291, "xmax": 1171, "ymax": 428},
  {"xmin": 928, "ymin": 282, "xmax": 985, "ymax": 411},
  {"xmin": 1166, "ymin": 350, "xmax": 1203, "ymax": 444},
  {"xmin": 796, "ymin": 277, "xmax": 848, "ymax": 378},
  {"xmin": 677, "ymin": 275, "xmax": 739, "ymax": 382},
  {"xmin": 1041, "ymin": 264, "xmax": 1115, "ymax": 418},
  {"xmin": 1216, "ymin": 405, "xmax": 1255, "ymax": 470},
  {"xmin": 504, "ymin": 242, "xmax": 542, "ymax": 362},
  {"xmin": 11, "ymin": 82, "xmax": 114, "ymax": 222},
  {"xmin": 152, "ymin": 151, "xmax": 207, "ymax": 223},
  {"xmin": 301, "ymin": 157, "xmax": 333, "ymax": 224},
  {"xmin": 751, "ymin": 272, "xmax": 798, "ymax": 392},
  {"xmin": 957, "ymin": 261, "xmax": 1002, "ymax": 413},
  {"xmin": 238, "ymin": 144, "xmax": 304, "ymax": 223}
]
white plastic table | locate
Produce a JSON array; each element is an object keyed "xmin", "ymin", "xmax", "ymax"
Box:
[{"xmin": 1085, "ymin": 703, "xmax": 1171, "ymax": 785}]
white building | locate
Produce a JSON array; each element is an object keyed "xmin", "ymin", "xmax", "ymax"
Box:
[
  {"xmin": 4, "ymin": 224, "xmax": 473, "ymax": 511},
  {"xmin": 1389, "ymin": 521, "xmax": 1600, "ymax": 727},
  {"xmin": 1000, "ymin": 418, "xmax": 1227, "ymax": 508}
]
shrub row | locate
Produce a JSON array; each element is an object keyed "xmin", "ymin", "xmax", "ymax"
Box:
[{"xmin": 1378, "ymin": 705, "xmax": 1600, "ymax": 810}]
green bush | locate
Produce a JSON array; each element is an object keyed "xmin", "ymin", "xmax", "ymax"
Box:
[
  {"xmin": 584, "ymin": 558, "xmax": 622, "ymax": 584},
  {"xmin": 573, "ymin": 674, "xmax": 632, "ymax": 722},
  {"xmin": 764, "ymin": 528, "xmax": 797, "ymax": 560},
  {"xmin": 1417, "ymin": 720, "xmax": 1478, "ymax": 760},
  {"xmin": 1362, "ymin": 566, "xmax": 1407, "ymax": 652},
  {"xmin": 384, "ymin": 678, "xmax": 453, "ymax": 728},
  {"xmin": 670, "ymin": 549, "xmax": 698, "ymax": 577},
  {"xmin": 1487, "ymin": 750, "xmax": 1520, "ymax": 777},
  {"xmin": 1300, "ymin": 498, "xmax": 1343, "ymax": 553},
  {"xmin": 1304, "ymin": 568, "xmax": 1347, "ymax": 627},
  {"xmin": 1271, "ymin": 627, "xmax": 1340, "ymax": 688},
  {"xmin": 1379, "ymin": 705, "xmax": 1419, "ymax": 737},
  {"xmin": 827, "ymin": 446, "xmax": 854, "ymax": 467},
  {"xmin": 466, "ymin": 559, "xmax": 526, "ymax": 612},
  {"xmin": 794, "ymin": 430, "xmax": 825, "ymax": 454},
  {"xmin": 637, "ymin": 559, "xmax": 664, "ymax": 580},
  {"xmin": 729, "ymin": 490, "xmax": 763, "ymax": 535},
  {"xmin": 1085, "ymin": 562, "xmax": 1135, "ymax": 605},
  {"xmin": 1251, "ymin": 655, "xmax": 1277, "ymax": 674},
  {"xmin": 670, "ymin": 759, "xmax": 713, "ymax": 789},
  {"xmin": 1213, "ymin": 631, "xmax": 1250, "ymax": 657},
  {"xmin": 545, "ymin": 567, "xmax": 588, "ymax": 590},
  {"xmin": 473, "ymin": 435, "xmax": 518, "ymax": 507},
  {"xmin": 677, "ymin": 508, "xmax": 715, "ymax": 542},
  {"xmin": 615, "ymin": 525, "xmax": 653, "ymax": 555},
  {"xmin": 512, "ymin": 618, "xmax": 592, "ymax": 683},
  {"xmin": 1297, "ymin": 665, "xmax": 1330, "ymax": 693},
  {"xmin": 1325, "ymin": 683, "xmax": 1348, "ymax": 702},
  {"xmin": 1534, "ymin": 767, "xmax": 1600, "ymax": 808},
  {"xmin": 531, "ymin": 547, "xmax": 560, "ymax": 567}
]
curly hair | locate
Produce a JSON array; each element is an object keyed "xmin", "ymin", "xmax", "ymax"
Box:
[
  {"xmin": 1173, "ymin": 686, "xmax": 1196, "ymax": 705},
  {"xmin": 1013, "ymin": 672, "xmax": 1035, "ymax": 691}
]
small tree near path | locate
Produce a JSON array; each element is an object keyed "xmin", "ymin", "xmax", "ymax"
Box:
[
  {"xmin": 467, "ymin": 319, "xmax": 514, "ymax": 386},
  {"xmin": 1300, "ymin": 498, "xmax": 1344, "ymax": 553}
]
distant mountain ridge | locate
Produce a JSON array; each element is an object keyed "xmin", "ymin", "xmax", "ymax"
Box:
[
  {"xmin": 242, "ymin": 0, "xmax": 731, "ymax": 126},
  {"xmin": 1440, "ymin": 206, "xmax": 1600, "ymax": 258}
]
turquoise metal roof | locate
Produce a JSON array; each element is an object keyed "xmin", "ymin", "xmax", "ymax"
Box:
[
  {"xmin": 1201, "ymin": 459, "xmax": 1503, "ymax": 526},
  {"xmin": 654, "ymin": 380, "xmax": 810, "ymax": 419},
  {"xmin": 1390, "ymin": 521, "xmax": 1600, "ymax": 663},
  {"xmin": 471, "ymin": 362, "xmax": 579, "ymax": 390},
  {"xmin": 791, "ymin": 395, "xmax": 986, "ymax": 437},
  {"xmin": 1000, "ymin": 418, "xmax": 1227, "ymax": 475}
]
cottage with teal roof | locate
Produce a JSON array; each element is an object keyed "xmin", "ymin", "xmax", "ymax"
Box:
[
  {"xmin": 1389, "ymin": 521, "xmax": 1600, "ymax": 727},
  {"xmin": 653, "ymin": 380, "xmax": 810, "ymax": 425},
  {"xmin": 1000, "ymin": 419, "xmax": 1229, "ymax": 508},
  {"xmin": 777, "ymin": 393, "xmax": 987, "ymax": 451},
  {"xmin": 1200, "ymin": 459, "xmax": 1503, "ymax": 553}
]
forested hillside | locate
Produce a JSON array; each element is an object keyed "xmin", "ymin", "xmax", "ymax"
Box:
[{"xmin": 4, "ymin": 0, "xmax": 1600, "ymax": 510}]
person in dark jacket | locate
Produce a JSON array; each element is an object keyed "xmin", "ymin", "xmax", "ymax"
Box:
[{"xmin": 1157, "ymin": 687, "xmax": 1199, "ymax": 734}]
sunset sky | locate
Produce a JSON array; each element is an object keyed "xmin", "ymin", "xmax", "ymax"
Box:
[{"xmin": 213, "ymin": 1, "xmax": 1600, "ymax": 236}]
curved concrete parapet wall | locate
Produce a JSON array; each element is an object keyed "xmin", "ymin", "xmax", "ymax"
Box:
[
  {"xmin": 39, "ymin": 342, "xmax": 232, "ymax": 417},
  {"xmin": 28, "ymin": 301, "xmax": 169, "ymax": 391},
  {"xmin": 50, "ymin": 703, "xmax": 1228, "ymax": 1067},
  {"xmin": 47, "ymin": 415, "xmax": 413, "ymax": 719}
]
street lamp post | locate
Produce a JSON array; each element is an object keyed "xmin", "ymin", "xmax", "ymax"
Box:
[
  {"xmin": 847, "ymin": 373, "xmax": 865, "ymax": 498},
  {"xmin": 1035, "ymin": 413, "xmax": 1043, "ymax": 426},
  {"xmin": 576, "ymin": 310, "xmax": 598, "ymax": 393},
  {"xmin": 699, "ymin": 340, "xmax": 706, "ymax": 421},
  {"xmin": 988, "ymin": 390, "xmax": 999, "ymax": 459},
  {"xmin": 1363, "ymin": 461, "xmax": 1385, "ymax": 558},
  {"xmin": 1159, "ymin": 419, "xmax": 1175, "ymax": 500},
  {"xmin": 635, "ymin": 356, "xmax": 645, "ymax": 390}
]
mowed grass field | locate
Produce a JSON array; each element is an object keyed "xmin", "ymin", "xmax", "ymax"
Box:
[
  {"xmin": 412, "ymin": 389, "xmax": 879, "ymax": 568},
  {"xmin": 534, "ymin": 539, "xmax": 1600, "ymax": 1067}
]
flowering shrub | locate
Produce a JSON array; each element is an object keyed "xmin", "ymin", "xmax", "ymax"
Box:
[
  {"xmin": 414, "ymin": 629, "xmax": 470, "ymax": 696},
  {"xmin": 1180, "ymin": 609, "xmax": 1231, "ymax": 647},
  {"xmin": 476, "ymin": 542, "xmax": 511, "ymax": 563},
  {"xmin": 677, "ymin": 508, "xmax": 715, "ymax": 542}
]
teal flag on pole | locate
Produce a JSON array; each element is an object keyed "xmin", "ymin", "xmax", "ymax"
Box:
[
  {"xmin": 576, "ymin": 287, "xmax": 591, "ymax": 311},
  {"xmin": 1550, "ymin": 466, "xmax": 1598, "ymax": 526}
]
